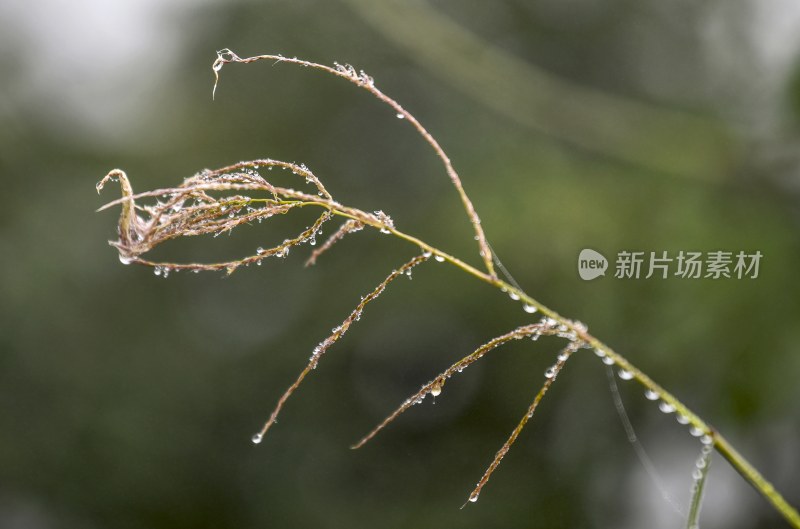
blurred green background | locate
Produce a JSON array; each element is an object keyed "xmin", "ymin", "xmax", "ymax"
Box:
[{"xmin": 1, "ymin": 1, "xmax": 799, "ymax": 528}]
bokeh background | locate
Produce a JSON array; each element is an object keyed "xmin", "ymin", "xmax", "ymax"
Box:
[{"xmin": 2, "ymin": 1, "xmax": 799, "ymax": 528}]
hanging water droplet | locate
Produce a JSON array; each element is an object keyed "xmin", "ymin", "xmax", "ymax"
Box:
[
  {"xmin": 523, "ymin": 304, "xmax": 537, "ymax": 314},
  {"xmin": 162, "ymin": 267, "xmax": 170, "ymax": 278},
  {"xmin": 544, "ymin": 366, "xmax": 556, "ymax": 379},
  {"xmin": 594, "ymin": 348, "xmax": 606, "ymax": 358},
  {"xmin": 644, "ymin": 389, "xmax": 659, "ymax": 401},
  {"xmin": 434, "ymin": 255, "xmax": 445, "ymax": 262},
  {"xmin": 396, "ymin": 113, "xmax": 405, "ymax": 119},
  {"xmin": 251, "ymin": 433, "xmax": 263, "ymax": 444},
  {"xmin": 430, "ymin": 381, "xmax": 443, "ymax": 397},
  {"xmin": 700, "ymin": 434, "xmax": 713, "ymax": 446},
  {"xmin": 509, "ymin": 292, "xmax": 520, "ymax": 301},
  {"xmin": 676, "ymin": 414, "xmax": 690, "ymax": 424},
  {"xmin": 154, "ymin": 266, "xmax": 162, "ymax": 276},
  {"xmin": 617, "ymin": 369, "xmax": 633, "ymax": 380},
  {"xmin": 257, "ymin": 247, "xmax": 265, "ymax": 254},
  {"xmin": 557, "ymin": 352, "xmax": 569, "ymax": 361},
  {"xmin": 658, "ymin": 401, "xmax": 675, "ymax": 414},
  {"xmin": 468, "ymin": 492, "xmax": 479, "ymax": 503},
  {"xmin": 689, "ymin": 426, "xmax": 704, "ymax": 437},
  {"xmin": 422, "ymin": 250, "xmax": 432, "ymax": 258},
  {"xmin": 119, "ymin": 255, "xmax": 132, "ymax": 265},
  {"xmin": 601, "ymin": 356, "xmax": 615, "ymax": 366},
  {"xmin": 692, "ymin": 468, "xmax": 703, "ymax": 481}
]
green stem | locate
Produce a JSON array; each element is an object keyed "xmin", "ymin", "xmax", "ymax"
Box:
[{"xmin": 371, "ymin": 219, "xmax": 799, "ymax": 527}]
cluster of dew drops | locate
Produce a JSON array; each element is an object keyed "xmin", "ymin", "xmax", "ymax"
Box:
[{"xmin": 595, "ymin": 347, "xmax": 714, "ymax": 446}]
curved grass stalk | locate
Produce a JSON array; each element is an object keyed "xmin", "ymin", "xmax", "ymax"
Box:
[{"xmin": 96, "ymin": 51, "xmax": 800, "ymax": 527}]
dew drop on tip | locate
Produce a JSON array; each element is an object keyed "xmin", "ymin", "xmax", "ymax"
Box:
[
  {"xmin": 251, "ymin": 433, "xmax": 263, "ymax": 444},
  {"xmin": 644, "ymin": 389, "xmax": 659, "ymax": 401},
  {"xmin": 469, "ymin": 493, "xmax": 479, "ymax": 503}
]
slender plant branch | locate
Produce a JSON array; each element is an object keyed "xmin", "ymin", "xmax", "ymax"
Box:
[{"xmin": 96, "ymin": 51, "xmax": 799, "ymax": 527}]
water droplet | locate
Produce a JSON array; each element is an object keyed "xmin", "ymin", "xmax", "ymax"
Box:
[
  {"xmin": 523, "ymin": 304, "xmax": 538, "ymax": 314},
  {"xmin": 509, "ymin": 292, "xmax": 520, "ymax": 301},
  {"xmin": 594, "ymin": 349, "xmax": 606, "ymax": 358},
  {"xmin": 557, "ymin": 352, "xmax": 569, "ymax": 361},
  {"xmin": 544, "ymin": 366, "xmax": 556, "ymax": 379},
  {"xmin": 601, "ymin": 356, "xmax": 615, "ymax": 366},
  {"xmin": 434, "ymin": 255, "xmax": 445, "ymax": 262},
  {"xmin": 251, "ymin": 433, "xmax": 263, "ymax": 444},
  {"xmin": 422, "ymin": 250, "xmax": 432, "ymax": 258},
  {"xmin": 644, "ymin": 389, "xmax": 659, "ymax": 401},
  {"xmin": 700, "ymin": 434, "xmax": 713, "ymax": 446},
  {"xmin": 468, "ymin": 492, "xmax": 479, "ymax": 503},
  {"xmin": 162, "ymin": 267, "xmax": 170, "ymax": 278},
  {"xmin": 396, "ymin": 113, "xmax": 405, "ymax": 119},
  {"xmin": 257, "ymin": 247, "xmax": 265, "ymax": 254},
  {"xmin": 154, "ymin": 266, "xmax": 162, "ymax": 276},
  {"xmin": 692, "ymin": 468, "xmax": 703, "ymax": 480},
  {"xmin": 676, "ymin": 414, "xmax": 690, "ymax": 424},
  {"xmin": 658, "ymin": 401, "xmax": 675, "ymax": 414},
  {"xmin": 689, "ymin": 426, "xmax": 704, "ymax": 437},
  {"xmin": 119, "ymin": 255, "xmax": 132, "ymax": 265},
  {"xmin": 617, "ymin": 369, "xmax": 633, "ymax": 380},
  {"xmin": 430, "ymin": 381, "xmax": 443, "ymax": 397}
]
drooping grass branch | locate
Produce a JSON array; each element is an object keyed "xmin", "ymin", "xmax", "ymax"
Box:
[{"xmin": 96, "ymin": 50, "xmax": 799, "ymax": 527}]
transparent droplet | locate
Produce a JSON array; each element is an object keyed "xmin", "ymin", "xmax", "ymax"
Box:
[
  {"xmin": 468, "ymin": 492, "xmax": 479, "ymax": 503},
  {"xmin": 422, "ymin": 250, "xmax": 432, "ymax": 258},
  {"xmin": 594, "ymin": 348, "xmax": 606, "ymax": 358},
  {"xmin": 689, "ymin": 426, "xmax": 704, "ymax": 437},
  {"xmin": 557, "ymin": 352, "xmax": 569, "ymax": 362},
  {"xmin": 644, "ymin": 389, "xmax": 659, "ymax": 401},
  {"xmin": 396, "ymin": 113, "xmax": 405, "ymax": 119},
  {"xmin": 523, "ymin": 304, "xmax": 538, "ymax": 314},
  {"xmin": 700, "ymin": 434, "xmax": 713, "ymax": 446},
  {"xmin": 430, "ymin": 382, "xmax": 443, "ymax": 397},
  {"xmin": 601, "ymin": 356, "xmax": 615, "ymax": 366},
  {"xmin": 119, "ymin": 255, "xmax": 132, "ymax": 265},
  {"xmin": 509, "ymin": 292, "xmax": 520, "ymax": 301},
  {"xmin": 658, "ymin": 401, "xmax": 675, "ymax": 414},
  {"xmin": 257, "ymin": 247, "xmax": 265, "ymax": 254},
  {"xmin": 544, "ymin": 366, "xmax": 556, "ymax": 379},
  {"xmin": 434, "ymin": 255, "xmax": 445, "ymax": 262},
  {"xmin": 154, "ymin": 266, "xmax": 162, "ymax": 276},
  {"xmin": 251, "ymin": 433, "xmax": 263, "ymax": 444},
  {"xmin": 617, "ymin": 369, "xmax": 634, "ymax": 380},
  {"xmin": 676, "ymin": 414, "xmax": 690, "ymax": 425},
  {"xmin": 692, "ymin": 468, "xmax": 703, "ymax": 480}
]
